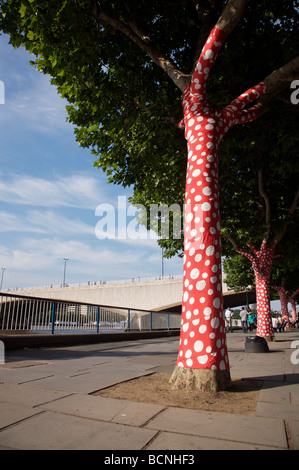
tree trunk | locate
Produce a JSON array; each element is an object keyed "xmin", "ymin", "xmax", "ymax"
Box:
[
  {"xmin": 171, "ymin": 23, "xmax": 266, "ymax": 391},
  {"xmin": 170, "ymin": 366, "xmax": 232, "ymax": 392},
  {"xmin": 169, "ymin": 26, "xmax": 233, "ymax": 392},
  {"xmin": 274, "ymin": 286, "xmax": 290, "ymax": 328},
  {"xmin": 237, "ymin": 241, "xmax": 275, "ymax": 340},
  {"xmin": 290, "ymin": 299, "xmax": 297, "ymax": 324},
  {"xmin": 289, "ymin": 288, "xmax": 299, "ymax": 324},
  {"xmin": 255, "ymin": 270, "xmax": 274, "ymax": 339}
]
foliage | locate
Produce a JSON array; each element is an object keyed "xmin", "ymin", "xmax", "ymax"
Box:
[
  {"xmin": 1, "ymin": 0, "xmax": 298, "ymax": 266},
  {"xmin": 223, "ymin": 255, "xmax": 254, "ymax": 292}
]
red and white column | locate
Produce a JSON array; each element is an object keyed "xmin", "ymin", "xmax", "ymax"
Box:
[
  {"xmin": 176, "ymin": 25, "xmax": 268, "ymax": 372},
  {"xmin": 237, "ymin": 242, "xmax": 274, "ymax": 338}
]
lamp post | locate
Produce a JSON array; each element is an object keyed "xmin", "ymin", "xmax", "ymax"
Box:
[
  {"xmin": 0, "ymin": 268, "xmax": 6, "ymax": 291},
  {"xmin": 63, "ymin": 259, "xmax": 68, "ymax": 287}
]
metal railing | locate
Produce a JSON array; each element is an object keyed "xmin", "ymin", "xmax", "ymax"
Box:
[
  {"xmin": 6, "ymin": 275, "xmax": 183, "ymax": 293},
  {"xmin": 0, "ymin": 292, "xmax": 181, "ymax": 334}
]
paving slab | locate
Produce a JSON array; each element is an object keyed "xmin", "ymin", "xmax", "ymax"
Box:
[
  {"xmin": 0, "ymin": 402, "xmax": 44, "ymax": 430},
  {"xmin": 0, "ymin": 411, "xmax": 157, "ymax": 450},
  {"xmin": 39, "ymin": 393, "xmax": 165, "ymax": 427},
  {"xmin": 146, "ymin": 431, "xmax": 281, "ymax": 450},
  {"xmin": 145, "ymin": 407, "xmax": 288, "ymax": 449},
  {"xmin": 21, "ymin": 368, "xmax": 153, "ymax": 393},
  {"xmin": 0, "ymin": 367, "xmax": 55, "ymax": 384},
  {"xmin": 289, "ymin": 420, "xmax": 299, "ymax": 450},
  {"xmin": 258, "ymin": 381, "xmax": 298, "ymax": 405},
  {"xmin": 0, "ymin": 382, "xmax": 73, "ymax": 407},
  {"xmin": 0, "ymin": 332, "xmax": 299, "ymax": 450},
  {"xmin": 255, "ymin": 401, "xmax": 299, "ymax": 420}
]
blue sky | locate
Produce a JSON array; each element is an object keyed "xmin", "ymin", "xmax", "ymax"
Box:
[{"xmin": 0, "ymin": 34, "xmax": 183, "ymax": 290}]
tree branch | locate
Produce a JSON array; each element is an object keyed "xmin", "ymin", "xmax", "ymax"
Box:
[
  {"xmin": 85, "ymin": 0, "xmax": 191, "ymax": 92},
  {"xmin": 273, "ymin": 186, "xmax": 299, "ymax": 247},
  {"xmin": 255, "ymin": 55, "xmax": 299, "ymax": 113},
  {"xmin": 86, "ymin": 0, "xmax": 298, "ymax": 101},
  {"xmin": 247, "ymin": 243, "xmax": 259, "ymax": 256},
  {"xmin": 258, "ymin": 169, "xmax": 271, "ymax": 242},
  {"xmin": 225, "ymin": 234, "xmax": 240, "ymax": 251},
  {"xmin": 225, "ymin": 236, "xmax": 258, "ymax": 265},
  {"xmin": 289, "ymin": 287, "xmax": 299, "ymax": 301},
  {"xmin": 216, "ymin": 0, "xmax": 248, "ymax": 34},
  {"xmin": 191, "ymin": 0, "xmax": 218, "ymax": 72},
  {"xmin": 188, "ymin": 0, "xmax": 248, "ymax": 96},
  {"xmin": 236, "ymin": 247, "xmax": 256, "ymax": 265}
]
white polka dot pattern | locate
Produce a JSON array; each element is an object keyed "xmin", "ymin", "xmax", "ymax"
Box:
[
  {"xmin": 273, "ymin": 286, "xmax": 291, "ymax": 327},
  {"xmin": 237, "ymin": 241, "xmax": 275, "ymax": 337},
  {"xmin": 177, "ymin": 26, "xmax": 267, "ymax": 369}
]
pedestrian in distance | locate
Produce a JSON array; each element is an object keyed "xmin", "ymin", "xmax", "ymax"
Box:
[
  {"xmin": 240, "ymin": 306, "xmax": 248, "ymax": 333},
  {"xmin": 272, "ymin": 315, "xmax": 278, "ymax": 332},
  {"xmin": 225, "ymin": 307, "xmax": 233, "ymax": 333},
  {"xmin": 247, "ymin": 309, "xmax": 255, "ymax": 332}
]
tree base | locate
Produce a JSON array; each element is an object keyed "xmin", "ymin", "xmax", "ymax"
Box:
[
  {"xmin": 263, "ymin": 335, "xmax": 275, "ymax": 342},
  {"xmin": 169, "ymin": 366, "xmax": 232, "ymax": 393}
]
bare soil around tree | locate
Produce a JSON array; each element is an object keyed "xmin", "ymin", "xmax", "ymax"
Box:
[{"xmin": 95, "ymin": 372, "xmax": 263, "ymax": 416}]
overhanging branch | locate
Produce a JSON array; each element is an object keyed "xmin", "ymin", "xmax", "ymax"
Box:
[
  {"xmin": 85, "ymin": 0, "xmax": 190, "ymax": 92},
  {"xmin": 216, "ymin": 0, "xmax": 248, "ymax": 34},
  {"xmin": 225, "ymin": 234, "xmax": 240, "ymax": 251},
  {"xmin": 273, "ymin": 186, "xmax": 299, "ymax": 247},
  {"xmin": 256, "ymin": 55, "xmax": 299, "ymax": 113},
  {"xmin": 258, "ymin": 169, "xmax": 271, "ymax": 242}
]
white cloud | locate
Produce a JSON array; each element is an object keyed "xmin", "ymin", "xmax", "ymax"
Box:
[
  {"xmin": 27, "ymin": 210, "xmax": 94, "ymax": 236},
  {"xmin": 0, "ymin": 211, "xmax": 44, "ymax": 233},
  {"xmin": 0, "ymin": 35, "xmax": 69, "ymax": 135},
  {"xmin": 6, "ymin": 78, "xmax": 68, "ymax": 134},
  {"xmin": 20, "ymin": 238, "xmax": 145, "ymax": 267},
  {"xmin": 0, "ymin": 173, "xmax": 104, "ymax": 209},
  {"xmin": 0, "ymin": 237, "xmax": 148, "ymax": 283},
  {"xmin": 0, "ymin": 209, "xmax": 93, "ymax": 236},
  {"xmin": 0, "ymin": 234, "xmax": 182, "ymax": 289}
]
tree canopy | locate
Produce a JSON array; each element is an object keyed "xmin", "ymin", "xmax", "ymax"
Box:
[{"xmin": 1, "ymin": 0, "xmax": 298, "ymax": 257}]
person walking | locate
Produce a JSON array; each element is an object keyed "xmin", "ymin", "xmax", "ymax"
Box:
[
  {"xmin": 240, "ymin": 306, "xmax": 248, "ymax": 333},
  {"xmin": 225, "ymin": 307, "xmax": 233, "ymax": 333},
  {"xmin": 247, "ymin": 309, "xmax": 255, "ymax": 332},
  {"xmin": 272, "ymin": 315, "xmax": 278, "ymax": 332}
]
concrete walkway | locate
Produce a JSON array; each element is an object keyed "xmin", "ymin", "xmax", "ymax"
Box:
[{"xmin": 0, "ymin": 330, "xmax": 298, "ymax": 451}]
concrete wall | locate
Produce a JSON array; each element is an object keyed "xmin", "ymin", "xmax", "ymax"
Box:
[
  {"xmin": 12, "ymin": 278, "xmax": 183, "ymax": 312},
  {"xmin": 6, "ymin": 277, "xmax": 255, "ymax": 312}
]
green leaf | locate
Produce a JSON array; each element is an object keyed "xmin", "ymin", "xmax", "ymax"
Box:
[{"xmin": 19, "ymin": 3, "xmax": 26, "ymax": 18}]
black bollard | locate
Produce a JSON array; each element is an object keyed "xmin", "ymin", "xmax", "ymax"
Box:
[{"xmin": 245, "ymin": 335, "xmax": 269, "ymax": 353}]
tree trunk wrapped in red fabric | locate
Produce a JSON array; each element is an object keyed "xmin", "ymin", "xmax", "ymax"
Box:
[
  {"xmin": 237, "ymin": 242, "xmax": 275, "ymax": 338},
  {"xmin": 274, "ymin": 286, "xmax": 299, "ymax": 326},
  {"xmin": 171, "ymin": 24, "xmax": 267, "ymax": 390}
]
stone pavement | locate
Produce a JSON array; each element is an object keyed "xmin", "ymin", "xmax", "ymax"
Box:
[{"xmin": 0, "ymin": 330, "xmax": 299, "ymax": 451}]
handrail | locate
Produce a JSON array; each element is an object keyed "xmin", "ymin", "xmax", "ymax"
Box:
[
  {"xmin": 0, "ymin": 292, "xmax": 181, "ymax": 334},
  {"xmin": 0, "ymin": 291, "xmax": 179, "ymax": 315}
]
